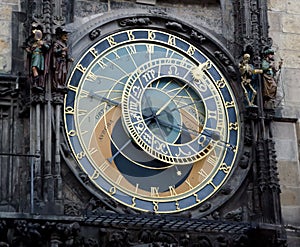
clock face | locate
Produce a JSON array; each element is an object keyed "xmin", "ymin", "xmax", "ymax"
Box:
[{"xmin": 64, "ymin": 29, "xmax": 240, "ymax": 213}]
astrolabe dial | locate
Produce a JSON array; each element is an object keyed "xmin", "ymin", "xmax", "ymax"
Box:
[
  {"xmin": 64, "ymin": 28, "xmax": 241, "ymax": 213},
  {"xmin": 121, "ymin": 58, "xmax": 225, "ymax": 165}
]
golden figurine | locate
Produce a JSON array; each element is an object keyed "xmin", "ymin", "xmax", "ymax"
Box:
[{"xmin": 239, "ymin": 54, "xmax": 262, "ymax": 107}]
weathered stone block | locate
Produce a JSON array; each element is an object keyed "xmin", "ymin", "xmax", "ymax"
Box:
[
  {"xmin": 278, "ymin": 161, "xmax": 300, "ymax": 186},
  {"xmin": 273, "ymin": 121, "xmax": 297, "ymax": 140},
  {"xmin": 0, "ymin": 4, "xmax": 12, "ymax": 21},
  {"xmin": 276, "ymin": 69, "xmax": 300, "ymax": 110},
  {"xmin": 0, "ymin": 21, "xmax": 10, "ymax": 37},
  {"xmin": 282, "ymin": 14, "xmax": 300, "ymax": 34},
  {"xmin": 0, "ymin": 36, "xmax": 11, "ymax": 72},
  {"xmin": 275, "ymin": 139, "xmax": 298, "ymax": 161},
  {"xmin": 268, "ymin": 12, "xmax": 282, "ymax": 32},
  {"xmin": 280, "ymin": 186, "xmax": 300, "ymax": 205},
  {"xmin": 0, "ymin": 0, "xmax": 19, "ymax": 4},
  {"xmin": 282, "ymin": 68, "xmax": 300, "ymax": 87},
  {"xmin": 280, "ymin": 105, "xmax": 300, "ymax": 120},
  {"xmin": 268, "ymin": 0, "xmax": 287, "ymax": 12},
  {"xmin": 281, "ymin": 206, "xmax": 300, "ymax": 225},
  {"xmin": 280, "ymin": 33, "xmax": 300, "ymax": 52},
  {"xmin": 287, "ymin": 0, "xmax": 300, "ymax": 15},
  {"xmin": 273, "ymin": 122, "xmax": 299, "ymax": 162},
  {"xmin": 277, "ymin": 47, "xmax": 300, "ymax": 69}
]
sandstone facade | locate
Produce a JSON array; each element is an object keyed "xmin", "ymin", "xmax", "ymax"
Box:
[{"xmin": 269, "ymin": 0, "xmax": 300, "ymax": 245}]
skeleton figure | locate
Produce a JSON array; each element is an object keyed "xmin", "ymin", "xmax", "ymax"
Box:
[{"xmin": 239, "ymin": 54, "xmax": 262, "ymax": 107}]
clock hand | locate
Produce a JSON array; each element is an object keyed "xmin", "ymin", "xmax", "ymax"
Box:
[
  {"xmin": 156, "ymin": 118, "xmax": 200, "ymax": 137},
  {"xmin": 144, "ymin": 93, "xmax": 167, "ymax": 140},
  {"xmin": 156, "ymin": 118, "xmax": 221, "ymax": 141},
  {"xmin": 169, "ymin": 99, "xmax": 203, "ymax": 112},
  {"xmin": 157, "ymin": 119, "xmax": 236, "ymax": 151},
  {"xmin": 107, "ymin": 138, "xmax": 131, "ymax": 163},
  {"xmin": 169, "ymin": 99, "xmax": 205, "ymax": 125},
  {"xmin": 201, "ymin": 130, "xmax": 236, "ymax": 151},
  {"xmin": 107, "ymin": 116, "xmax": 156, "ymax": 163},
  {"xmin": 155, "ymin": 84, "xmax": 188, "ymax": 116},
  {"xmin": 89, "ymin": 92, "xmax": 121, "ymax": 107},
  {"xmin": 132, "ymin": 115, "xmax": 157, "ymax": 126},
  {"xmin": 143, "ymin": 92, "xmax": 156, "ymax": 117},
  {"xmin": 153, "ymin": 116, "xmax": 167, "ymax": 140}
]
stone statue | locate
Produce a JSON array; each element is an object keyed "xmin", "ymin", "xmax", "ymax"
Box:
[
  {"xmin": 25, "ymin": 28, "xmax": 50, "ymax": 91},
  {"xmin": 53, "ymin": 27, "xmax": 74, "ymax": 90},
  {"xmin": 239, "ymin": 53, "xmax": 262, "ymax": 107},
  {"xmin": 261, "ymin": 48, "xmax": 283, "ymax": 108}
]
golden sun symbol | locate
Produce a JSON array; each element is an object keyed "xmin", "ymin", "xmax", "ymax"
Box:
[
  {"xmin": 192, "ymin": 66, "xmax": 204, "ymax": 81},
  {"xmin": 191, "ymin": 61, "xmax": 211, "ymax": 81}
]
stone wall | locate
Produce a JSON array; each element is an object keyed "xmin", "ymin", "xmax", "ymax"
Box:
[
  {"xmin": 0, "ymin": 1, "xmax": 19, "ymax": 73},
  {"xmin": 73, "ymin": 0, "xmax": 225, "ymax": 37},
  {"xmin": 268, "ymin": 0, "xmax": 300, "ymax": 118},
  {"xmin": 268, "ymin": 0, "xmax": 300, "ymax": 246}
]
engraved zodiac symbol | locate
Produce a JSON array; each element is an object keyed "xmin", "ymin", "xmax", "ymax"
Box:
[
  {"xmin": 168, "ymin": 65, "xmax": 179, "ymax": 76},
  {"xmin": 142, "ymin": 69, "xmax": 156, "ymax": 82},
  {"xmin": 175, "ymin": 147, "xmax": 192, "ymax": 157}
]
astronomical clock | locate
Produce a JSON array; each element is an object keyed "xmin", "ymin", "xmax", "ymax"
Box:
[
  {"xmin": 0, "ymin": 0, "xmax": 288, "ymax": 246},
  {"xmin": 63, "ymin": 16, "xmax": 245, "ymax": 216},
  {"xmin": 0, "ymin": 0, "xmax": 286, "ymax": 244}
]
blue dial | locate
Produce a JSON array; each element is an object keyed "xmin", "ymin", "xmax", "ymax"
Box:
[{"xmin": 64, "ymin": 29, "xmax": 240, "ymax": 213}]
